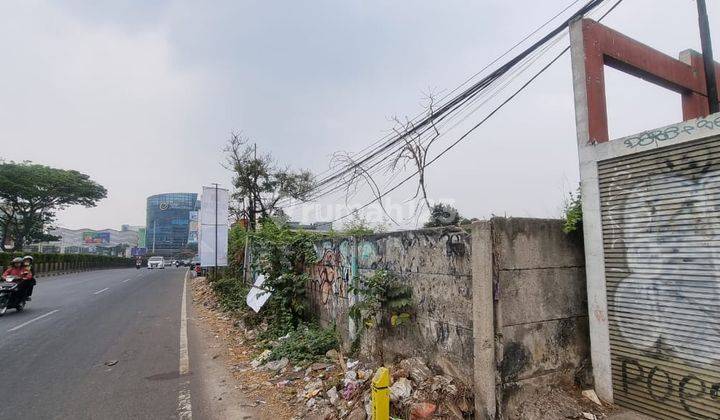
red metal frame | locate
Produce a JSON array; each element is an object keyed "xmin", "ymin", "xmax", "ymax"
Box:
[{"xmin": 578, "ymin": 19, "xmax": 720, "ymax": 143}]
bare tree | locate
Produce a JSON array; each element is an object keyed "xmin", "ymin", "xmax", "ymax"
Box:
[
  {"xmin": 224, "ymin": 132, "xmax": 314, "ymax": 229},
  {"xmin": 330, "ymin": 91, "xmax": 442, "ymax": 224}
]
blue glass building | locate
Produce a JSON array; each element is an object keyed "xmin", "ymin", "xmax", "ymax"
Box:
[{"xmin": 146, "ymin": 193, "xmax": 200, "ymax": 256}]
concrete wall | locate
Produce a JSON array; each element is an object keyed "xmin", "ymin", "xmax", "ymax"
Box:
[
  {"xmin": 305, "ymin": 218, "xmax": 589, "ymax": 418},
  {"xmin": 308, "ymin": 227, "xmax": 474, "ymax": 384},
  {"xmin": 490, "ymin": 218, "xmax": 589, "ymax": 418}
]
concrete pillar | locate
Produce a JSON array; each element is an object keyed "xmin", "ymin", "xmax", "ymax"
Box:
[
  {"xmin": 472, "ymin": 221, "xmax": 496, "ymax": 419},
  {"xmin": 569, "ymin": 19, "xmax": 613, "ymax": 403}
]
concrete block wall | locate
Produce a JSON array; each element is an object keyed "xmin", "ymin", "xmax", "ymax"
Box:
[
  {"xmin": 305, "ymin": 218, "xmax": 589, "ymax": 418},
  {"xmin": 308, "ymin": 227, "xmax": 474, "ymax": 384},
  {"xmin": 490, "ymin": 218, "xmax": 589, "ymax": 418}
]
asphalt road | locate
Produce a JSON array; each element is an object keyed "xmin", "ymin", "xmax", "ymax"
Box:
[{"xmin": 0, "ymin": 266, "xmax": 193, "ymax": 420}]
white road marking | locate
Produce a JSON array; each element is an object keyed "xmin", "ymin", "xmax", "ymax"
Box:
[
  {"xmin": 178, "ymin": 271, "xmax": 193, "ymax": 419},
  {"xmin": 8, "ymin": 309, "xmax": 60, "ymax": 332},
  {"xmin": 178, "ymin": 387, "xmax": 192, "ymax": 419},
  {"xmin": 93, "ymin": 287, "xmax": 109, "ymax": 295},
  {"xmin": 179, "ymin": 273, "xmax": 190, "ymax": 374},
  {"xmin": 122, "ymin": 279, "xmax": 130, "ymax": 283}
]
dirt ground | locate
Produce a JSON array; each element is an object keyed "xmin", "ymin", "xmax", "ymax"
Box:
[
  {"xmin": 190, "ymin": 276, "xmax": 653, "ymax": 420},
  {"xmin": 191, "ymin": 275, "xmax": 299, "ymax": 419}
]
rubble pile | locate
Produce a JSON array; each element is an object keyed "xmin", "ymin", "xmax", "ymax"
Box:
[{"xmin": 193, "ymin": 277, "xmax": 474, "ymax": 419}]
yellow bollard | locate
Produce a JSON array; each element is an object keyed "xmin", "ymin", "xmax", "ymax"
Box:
[{"xmin": 371, "ymin": 367, "xmax": 390, "ymax": 420}]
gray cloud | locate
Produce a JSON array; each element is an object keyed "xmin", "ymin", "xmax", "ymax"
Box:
[{"xmin": 0, "ymin": 0, "xmax": 716, "ymax": 229}]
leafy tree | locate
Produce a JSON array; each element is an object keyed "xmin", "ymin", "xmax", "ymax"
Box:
[
  {"xmin": 224, "ymin": 132, "xmax": 314, "ymax": 229},
  {"xmin": 0, "ymin": 161, "xmax": 107, "ymax": 251},
  {"xmin": 424, "ymin": 203, "xmax": 469, "ymax": 228}
]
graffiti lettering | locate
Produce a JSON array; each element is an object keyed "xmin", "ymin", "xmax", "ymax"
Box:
[
  {"xmin": 602, "ymin": 146, "xmax": 720, "ymax": 418},
  {"xmin": 623, "ymin": 116, "xmax": 720, "ymax": 149},
  {"xmin": 621, "ymin": 358, "xmax": 720, "ymax": 418}
]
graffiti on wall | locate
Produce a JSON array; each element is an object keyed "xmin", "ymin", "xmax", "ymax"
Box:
[
  {"xmin": 623, "ymin": 115, "xmax": 720, "ymax": 149},
  {"xmin": 601, "ymin": 146, "xmax": 720, "ymax": 417},
  {"xmin": 310, "ymin": 241, "xmax": 351, "ymax": 306}
]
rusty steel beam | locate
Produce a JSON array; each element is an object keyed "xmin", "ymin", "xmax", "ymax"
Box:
[{"xmin": 577, "ymin": 18, "xmax": 720, "ymax": 144}]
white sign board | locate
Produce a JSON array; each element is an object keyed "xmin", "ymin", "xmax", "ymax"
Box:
[
  {"xmin": 199, "ymin": 185, "xmax": 229, "ymax": 267},
  {"xmin": 246, "ymin": 274, "xmax": 271, "ymax": 313}
]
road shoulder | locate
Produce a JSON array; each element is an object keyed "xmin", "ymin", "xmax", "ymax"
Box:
[{"xmin": 187, "ymin": 275, "xmax": 260, "ymax": 420}]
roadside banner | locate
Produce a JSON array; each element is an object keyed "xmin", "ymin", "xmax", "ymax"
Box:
[{"xmin": 199, "ymin": 185, "xmax": 229, "ymax": 267}]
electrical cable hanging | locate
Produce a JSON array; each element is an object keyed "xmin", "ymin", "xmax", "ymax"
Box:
[
  {"xmin": 278, "ymin": 0, "xmax": 624, "ymax": 223},
  {"xmin": 322, "ymin": 0, "xmax": 625, "ymax": 224}
]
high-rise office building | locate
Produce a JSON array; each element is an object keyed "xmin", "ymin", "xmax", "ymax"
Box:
[{"xmin": 146, "ymin": 193, "xmax": 200, "ymax": 256}]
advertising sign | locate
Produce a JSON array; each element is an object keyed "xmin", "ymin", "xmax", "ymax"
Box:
[
  {"xmin": 187, "ymin": 211, "xmax": 199, "ymax": 244},
  {"xmin": 138, "ymin": 228, "xmax": 146, "ymax": 248},
  {"xmin": 199, "ymin": 186, "xmax": 229, "ymax": 267},
  {"xmin": 131, "ymin": 247, "xmax": 147, "ymax": 256},
  {"xmin": 83, "ymin": 231, "xmax": 110, "ymax": 244}
]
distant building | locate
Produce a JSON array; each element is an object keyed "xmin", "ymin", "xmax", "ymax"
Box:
[
  {"xmin": 287, "ymin": 221, "xmax": 333, "ymax": 232},
  {"xmin": 26, "ymin": 227, "xmax": 139, "ymax": 257},
  {"xmin": 146, "ymin": 193, "xmax": 200, "ymax": 256},
  {"xmin": 121, "ymin": 225, "xmax": 147, "ymax": 256}
]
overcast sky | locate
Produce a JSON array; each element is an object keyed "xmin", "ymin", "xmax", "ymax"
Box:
[{"xmin": 0, "ymin": 0, "xmax": 717, "ymax": 230}]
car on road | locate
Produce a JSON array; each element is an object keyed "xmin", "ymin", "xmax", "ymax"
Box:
[{"xmin": 147, "ymin": 256, "xmax": 165, "ymax": 269}]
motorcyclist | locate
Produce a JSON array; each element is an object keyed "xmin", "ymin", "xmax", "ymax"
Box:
[
  {"xmin": 2, "ymin": 257, "xmax": 28, "ymax": 280},
  {"xmin": 22, "ymin": 255, "xmax": 36, "ymax": 300},
  {"xmin": 2, "ymin": 257, "xmax": 32, "ymax": 301}
]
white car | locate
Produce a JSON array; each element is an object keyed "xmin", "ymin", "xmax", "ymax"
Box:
[{"xmin": 147, "ymin": 256, "xmax": 165, "ymax": 269}]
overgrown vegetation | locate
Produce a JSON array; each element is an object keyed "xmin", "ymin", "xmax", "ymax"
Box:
[
  {"xmin": 349, "ymin": 269, "xmax": 413, "ymax": 352},
  {"xmin": 424, "ymin": 203, "xmax": 470, "ymax": 228},
  {"xmin": 207, "ymin": 218, "xmax": 339, "ymax": 363},
  {"xmin": 562, "ymin": 188, "xmax": 583, "ymax": 234},
  {"xmin": 341, "ymin": 212, "xmax": 377, "ymax": 236},
  {"xmin": 226, "ymin": 223, "xmax": 248, "ymax": 277},
  {"xmin": 208, "ymin": 274, "xmax": 251, "ymax": 312},
  {"xmin": 251, "ymin": 220, "xmax": 319, "ymax": 336},
  {"xmin": 269, "ymin": 324, "xmax": 339, "ymax": 363}
]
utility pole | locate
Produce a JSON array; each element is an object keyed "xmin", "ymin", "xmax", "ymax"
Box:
[
  {"xmin": 696, "ymin": 0, "xmax": 719, "ymax": 114},
  {"xmin": 251, "ymin": 143, "xmax": 258, "ymax": 231},
  {"xmin": 212, "ymin": 183, "xmax": 219, "ymax": 277},
  {"xmin": 152, "ymin": 220, "xmax": 156, "ymax": 254}
]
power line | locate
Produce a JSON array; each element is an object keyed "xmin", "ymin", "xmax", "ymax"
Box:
[
  {"xmin": 302, "ymin": 0, "xmax": 586, "ymax": 184},
  {"xmin": 322, "ymin": 0, "xmax": 625, "ymax": 225},
  {"xmin": 278, "ymin": 0, "xmax": 608, "ymax": 206}
]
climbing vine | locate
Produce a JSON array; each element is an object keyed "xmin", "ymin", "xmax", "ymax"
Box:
[
  {"xmin": 349, "ymin": 269, "xmax": 413, "ymax": 352},
  {"xmin": 250, "ymin": 219, "xmax": 320, "ymax": 337}
]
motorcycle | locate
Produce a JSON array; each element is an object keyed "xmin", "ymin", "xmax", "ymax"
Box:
[
  {"xmin": 136, "ymin": 261, "xmax": 142, "ymax": 270},
  {"xmin": 0, "ymin": 276, "xmax": 28, "ymax": 316}
]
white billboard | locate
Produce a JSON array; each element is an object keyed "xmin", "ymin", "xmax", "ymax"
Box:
[{"xmin": 199, "ymin": 185, "xmax": 229, "ymax": 267}]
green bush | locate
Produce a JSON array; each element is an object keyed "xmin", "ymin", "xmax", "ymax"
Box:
[
  {"xmin": 269, "ymin": 323, "xmax": 339, "ymax": 364},
  {"xmin": 251, "ymin": 219, "xmax": 319, "ymax": 337},
  {"xmin": 562, "ymin": 188, "xmax": 583, "ymax": 234},
  {"xmin": 208, "ymin": 275, "xmax": 250, "ymax": 312}
]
